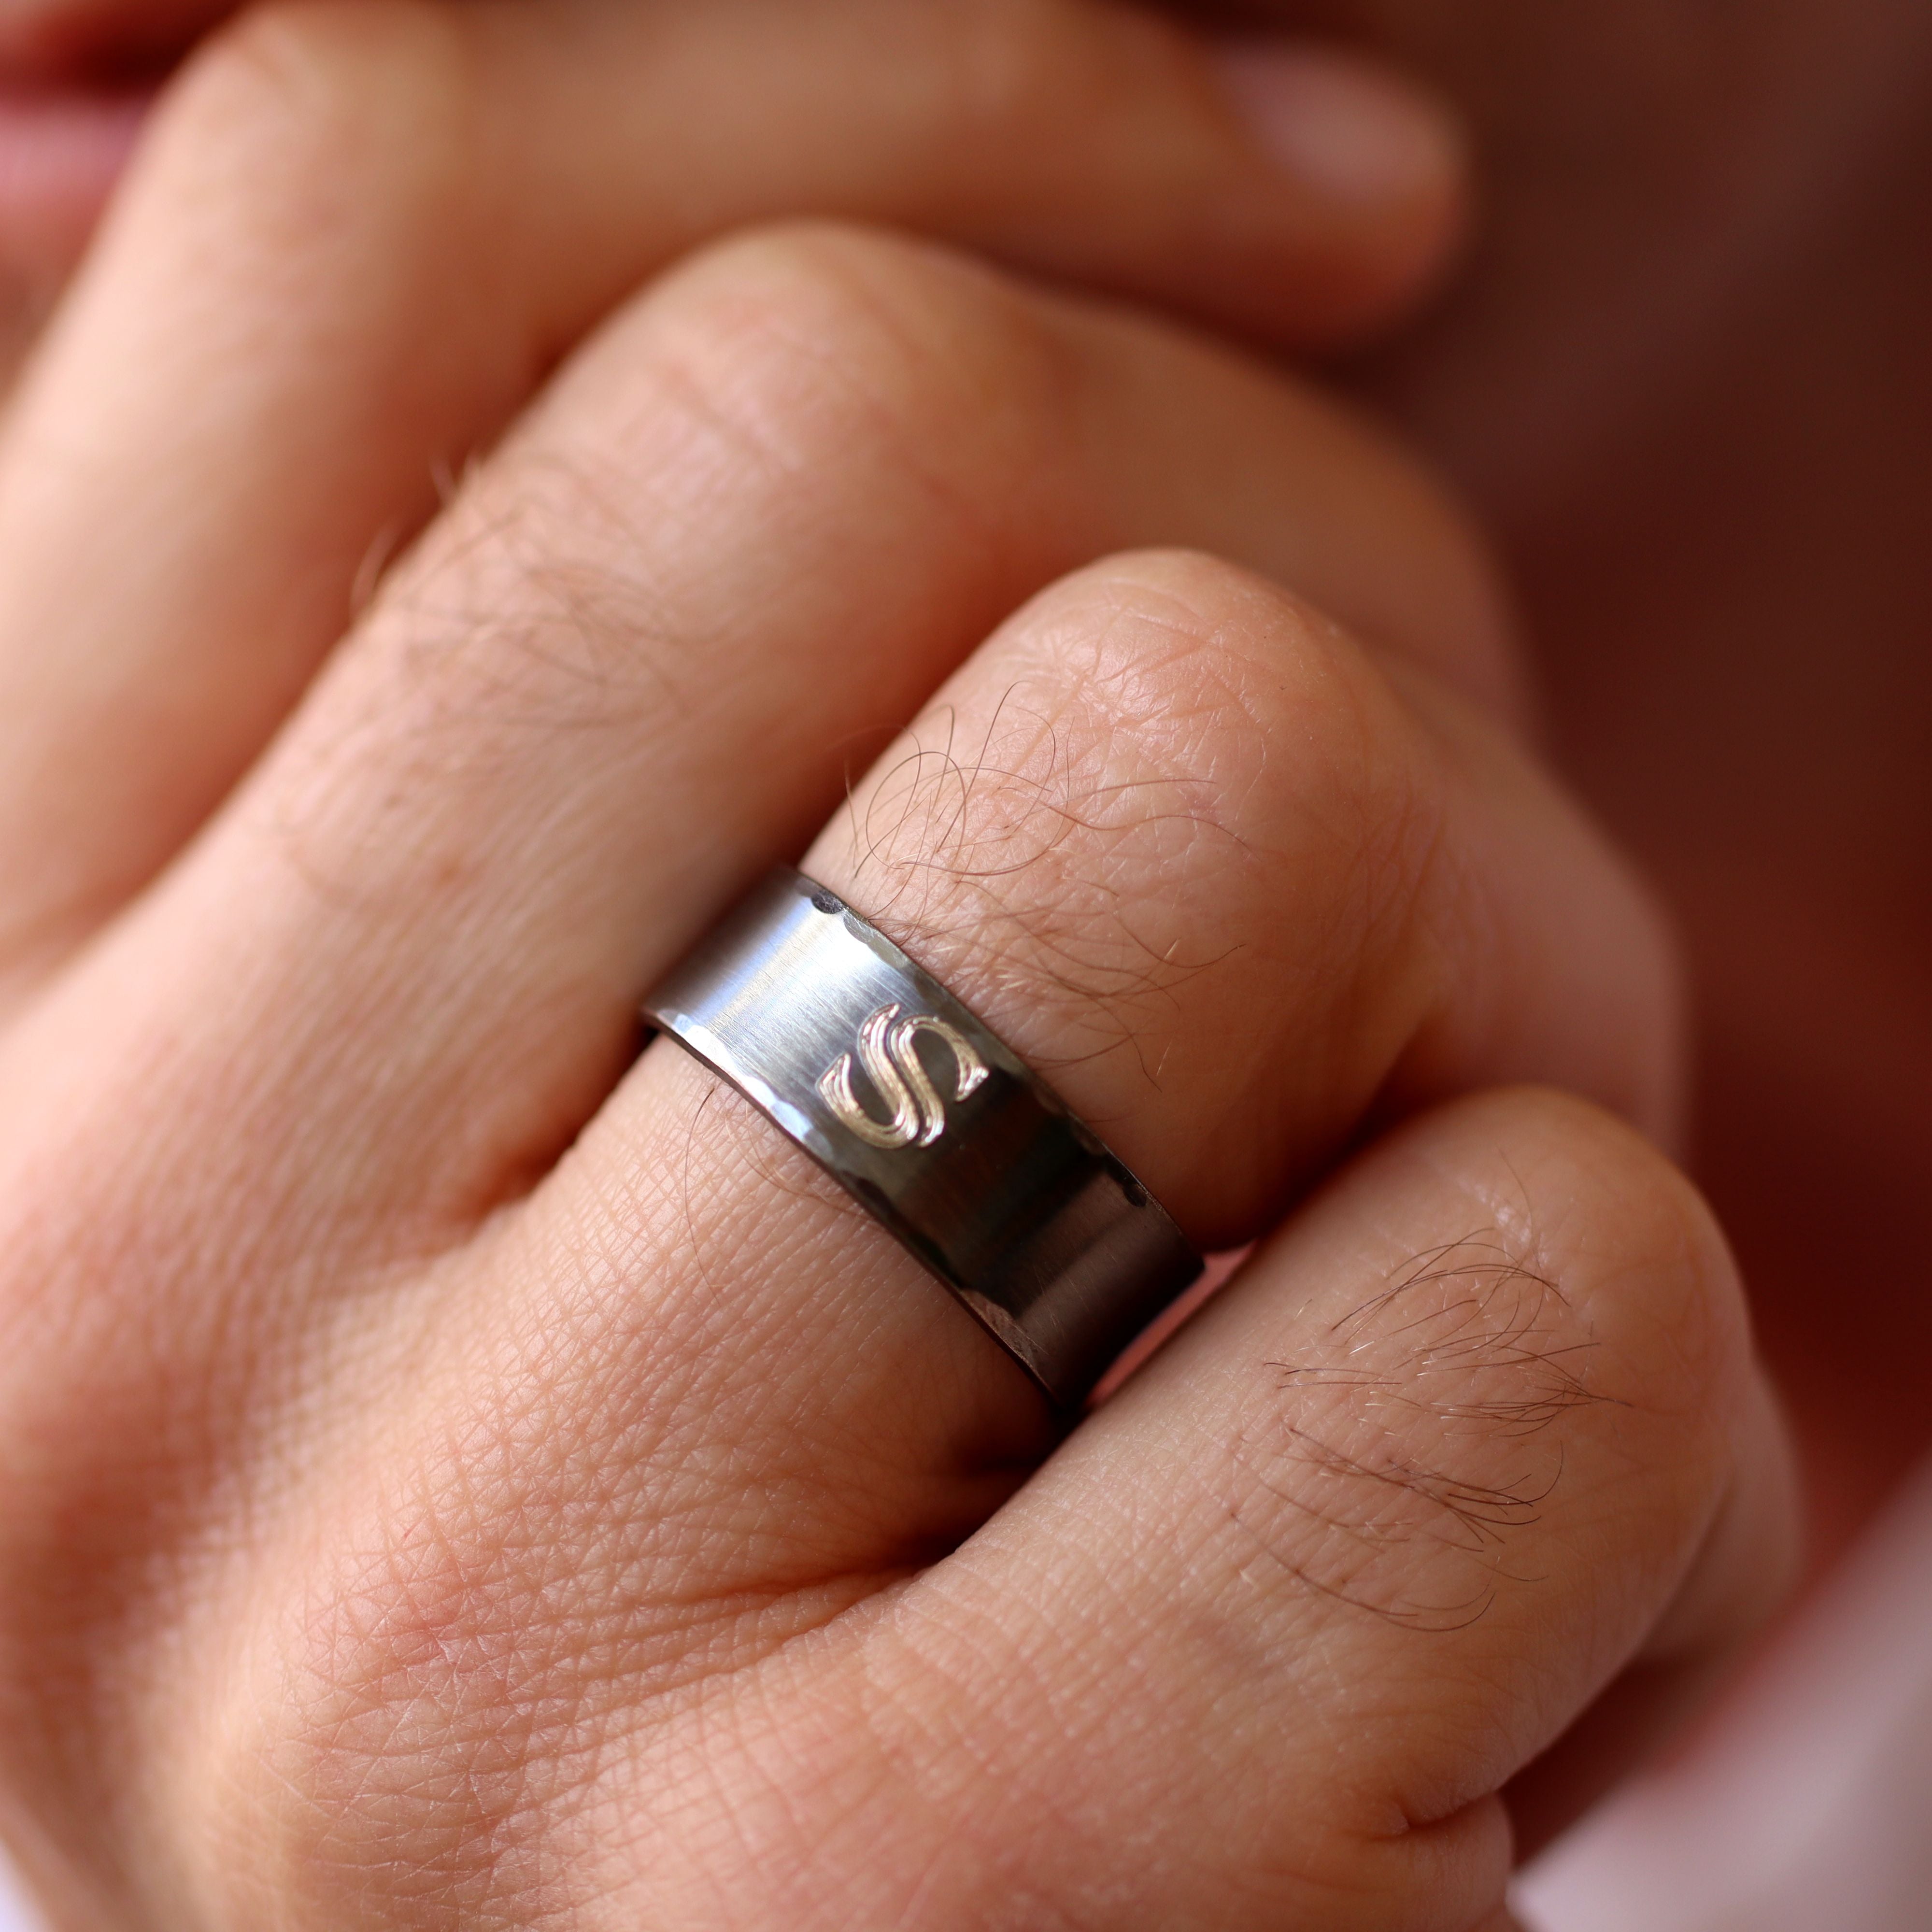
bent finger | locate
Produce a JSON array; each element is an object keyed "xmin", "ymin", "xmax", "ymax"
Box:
[
  {"xmin": 0, "ymin": 239, "xmax": 1700, "ymax": 1913},
  {"xmin": 93, "ymin": 565, "xmax": 1691, "ymax": 1922},
  {"xmin": 0, "ymin": 238, "xmax": 1542, "ymax": 1798}
]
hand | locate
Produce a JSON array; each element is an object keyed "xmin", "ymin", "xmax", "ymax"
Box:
[
  {"xmin": 0, "ymin": 142, "xmax": 1796, "ymax": 1932},
  {"xmin": 0, "ymin": 3, "xmax": 1797, "ymax": 1926}
]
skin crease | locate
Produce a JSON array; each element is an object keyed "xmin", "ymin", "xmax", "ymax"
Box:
[{"xmin": 0, "ymin": 0, "xmax": 1908, "ymax": 1920}]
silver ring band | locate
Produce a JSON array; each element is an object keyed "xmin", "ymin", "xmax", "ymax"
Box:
[{"xmin": 643, "ymin": 867, "xmax": 1204, "ymax": 1409}]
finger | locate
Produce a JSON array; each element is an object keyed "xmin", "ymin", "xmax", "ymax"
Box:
[
  {"xmin": 0, "ymin": 0, "xmax": 1469, "ymax": 1000},
  {"xmin": 626, "ymin": 1092, "xmax": 1788, "ymax": 1930}
]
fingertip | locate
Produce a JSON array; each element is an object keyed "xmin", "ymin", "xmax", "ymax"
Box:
[
  {"xmin": 1212, "ymin": 42, "xmax": 1466, "ymax": 215},
  {"xmin": 1207, "ymin": 39, "xmax": 1473, "ymax": 339}
]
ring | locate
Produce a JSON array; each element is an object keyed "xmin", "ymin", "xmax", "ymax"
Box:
[{"xmin": 644, "ymin": 867, "xmax": 1204, "ymax": 1409}]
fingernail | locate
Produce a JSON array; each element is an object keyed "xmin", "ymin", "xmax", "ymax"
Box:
[{"xmin": 1208, "ymin": 43, "xmax": 1465, "ymax": 208}]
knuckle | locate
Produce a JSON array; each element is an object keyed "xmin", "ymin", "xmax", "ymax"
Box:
[
  {"xmin": 256, "ymin": 221, "xmax": 1078, "ymax": 916},
  {"xmin": 1360, "ymin": 1087, "xmax": 1753, "ymax": 1446},
  {"xmin": 198, "ymin": 1477, "xmax": 586, "ymax": 1926},
  {"xmin": 640, "ymin": 220, "xmax": 1075, "ymax": 483},
  {"xmin": 1051, "ymin": 549, "xmax": 1442, "ymax": 908},
  {"xmin": 362, "ymin": 220, "xmax": 1061, "ymax": 720},
  {"xmin": 909, "ymin": 0, "xmax": 1097, "ymax": 140},
  {"xmin": 1481, "ymin": 1087, "xmax": 1749, "ymax": 1405},
  {"xmin": 802, "ymin": 545, "xmax": 1455, "ymax": 1223},
  {"xmin": 375, "ymin": 221, "xmax": 1065, "ymax": 704},
  {"xmin": 842, "ymin": 546, "xmax": 1441, "ymax": 1038},
  {"xmin": 1220, "ymin": 1239, "xmax": 1606, "ymax": 1643},
  {"xmin": 1205, "ymin": 1090, "xmax": 1747, "ymax": 1689}
]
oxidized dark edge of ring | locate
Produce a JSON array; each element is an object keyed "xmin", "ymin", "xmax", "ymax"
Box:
[{"xmin": 642, "ymin": 866, "xmax": 1204, "ymax": 1410}]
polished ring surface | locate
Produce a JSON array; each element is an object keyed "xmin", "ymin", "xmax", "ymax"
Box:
[{"xmin": 643, "ymin": 867, "xmax": 1204, "ymax": 1409}]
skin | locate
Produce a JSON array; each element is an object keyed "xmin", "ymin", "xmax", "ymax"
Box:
[{"xmin": 0, "ymin": 0, "xmax": 1875, "ymax": 1921}]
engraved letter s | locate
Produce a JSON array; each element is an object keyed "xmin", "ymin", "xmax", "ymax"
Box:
[{"xmin": 818, "ymin": 1004, "xmax": 989, "ymax": 1149}]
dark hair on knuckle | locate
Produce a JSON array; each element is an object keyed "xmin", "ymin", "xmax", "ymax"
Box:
[
  {"xmin": 1224, "ymin": 1231, "xmax": 1620, "ymax": 1632},
  {"xmin": 841, "ymin": 684, "xmax": 1248, "ymax": 1085}
]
